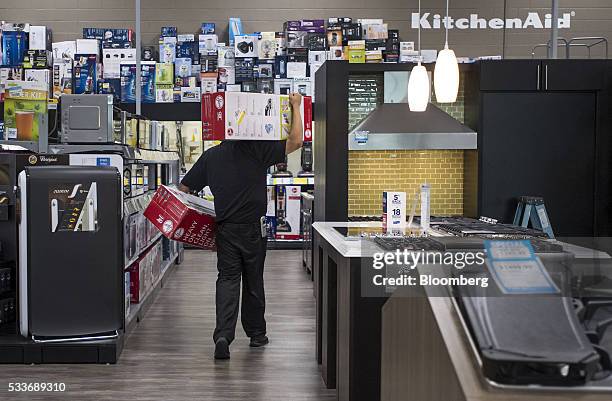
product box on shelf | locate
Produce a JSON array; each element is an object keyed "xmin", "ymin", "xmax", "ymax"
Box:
[
  {"xmin": 226, "ymin": 84, "xmax": 241, "ymax": 92},
  {"xmin": 52, "ymin": 40, "xmax": 76, "ymax": 60},
  {"xmin": 217, "ymin": 46, "xmax": 235, "ymax": 67},
  {"xmin": 292, "ymin": 77, "xmax": 312, "ymax": 98},
  {"xmin": 52, "ymin": 60, "xmax": 72, "ymax": 99},
  {"xmin": 3, "ymin": 80, "xmax": 48, "ymax": 141},
  {"xmin": 142, "ymin": 46, "xmax": 156, "ymax": 61},
  {"xmin": 274, "ymin": 56, "xmax": 287, "ymax": 78},
  {"xmin": 200, "ymin": 72, "xmax": 218, "ymax": 94},
  {"xmin": 275, "ymin": 185, "xmax": 301, "ymax": 240},
  {"xmin": 257, "ymin": 79, "xmax": 273, "ymax": 94},
  {"xmin": 348, "ymin": 40, "xmax": 366, "ymax": 63},
  {"xmin": 201, "ymin": 92, "xmax": 312, "ymax": 141},
  {"xmin": 218, "ymin": 66, "xmax": 235, "ymax": 86},
  {"xmin": 307, "ymin": 33, "xmax": 327, "ymax": 51},
  {"xmin": 159, "ymin": 37, "xmax": 176, "ymax": 63},
  {"xmin": 1, "ymin": 30, "xmax": 28, "ymax": 67},
  {"xmin": 275, "ymin": 32, "xmax": 287, "ymax": 56},
  {"xmin": 241, "ymin": 81, "xmax": 257, "ymax": 93},
  {"xmin": 266, "ymin": 186, "xmax": 276, "ymax": 240},
  {"xmin": 83, "ymin": 28, "xmax": 133, "ymax": 48},
  {"xmin": 73, "ymin": 54, "xmax": 99, "ymax": 94},
  {"xmin": 161, "ymin": 26, "xmax": 178, "ymax": 37},
  {"xmin": 258, "ymin": 32, "xmax": 276, "ymax": 60},
  {"xmin": 75, "ymin": 39, "xmax": 99, "ymax": 55},
  {"xmin": 102, "ymin": 48, "xmax": 136, "ymax": 79},
  {"xmin": 144, "ymin": 185, "xmax": 216, "ymax": 249},
  {"xmin": 328, "ymin": 46, "xmax": 344, "ymax": 60},
  {"xmin": 174, "ymin": 58, "xmax": 192, "ymax": 78},
  {"xmin": 200, "ymin": 54, "xmax": 218, "ymax": 73},
  {"xmin": 308, "ymin": 50, "xmax": 326, "ymax": 65},
  {"xmin": 180, "ymin": 87, "xmax": 201, "ymax": 103},
  {"xmin": 286, "ymin": 31, "xmax": 308, "ymax": 49},
  {"xmin": 327, "ymin": 25, "xmax": 343, "ymax": 47},
  {"xmin": 255, "ymin": 62, "xmax": 274, "ymax": 79},
  {"xmin": 24, "ymin": 68, "xmax": 51, "ymax": 93},
  {"xmin": 23, "ymin": 49, "xmax": 52, "ymax": 69},
  {"xmin": 286, "ymin": 62, "xmax": 307, "ymax": 78},
  {"xmin": 155, "ymin": 63, "xmax": 174, "ymax": 85},
  {"xmin": 234, "ymin": 35, "xmax": 258, "ymax": 58},
  {"xmin": 201, "ymin": 22, "xmax": 216, "ymax": 34},
  {"xmin": 120, "ymin": 61, "xmax": 156, "ymax": 103},
  {"xmin": 128, "ymin": 256, "xmax": 148, "ymax": 304},
  {"xmin": 287, "ymin": 48, "xmax": 308, "ymax": 63},
  {"xmin": 124, "ymin": 271, "xmax": 131, "ymax": 317},
  {"xmin": 199, "ymin": 34, "xmax": 218, "ymax": 55},
  {"xmin": 228, "ymin": 17, "xmax": 243, "ymax": 45},
  {"xmin": 177, "ymin": 34, "xmax": 197, "ymax": 59},
  {"xmin": 97, "ymin": 78, "xmax": 121, "ymax": 104},
  {"xmin": 342, "ymin": 23, "xmax": 362, "ymax": 45},
  {"xmin": 273, "ymin": 78, "xmax": 292, "ymax": 95},
  {"xmin": 366, "ymin": 50, "xmax": 383, "ymax": 63},
  {"xmin": 155, "ymin": 84, "xmax": 174, "ymax": 103},
  {"xmin": 234, "ymin": 58, "xmax": 255, "ymax": 82},
  {"xmin": 29, "ymin": 26, "xmax": 51, "ymax": 50}
]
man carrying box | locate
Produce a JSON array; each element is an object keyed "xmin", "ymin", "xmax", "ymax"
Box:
[{"xmin": 179, "ymin": 93, "xmax": 303, "ymax": 360}]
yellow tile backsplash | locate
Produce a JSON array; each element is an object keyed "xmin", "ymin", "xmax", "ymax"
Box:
[{"xmin": 348, "ymin": 150, "xmax": 464, "ymax": 216}]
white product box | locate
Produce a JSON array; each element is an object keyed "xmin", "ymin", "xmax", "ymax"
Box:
[
  {"xmin": 102, "ymin": 48, "xmax": 136, "ymax": 78},
  {"xmin": 273, "ymin": 78, "xmax": 293, "ymax": 95},
  {"xmin": 234, "ymin": 35, "xmax": 258, "ymax": 58},
  {"xmin": 199, "ymin": 34, "xmax": 218, "ymax": 54},
  {"xmin": 76, "ymin": 39, "xmax": 99, "ymax": 55},
  {"xmin": 258, "ymin": 32, "xmax": 276, "ymax": 60},
  {"xmin": 181, "ymin": 86, "xmax": 201, "ymax": 102},
  {"xmin": 286, "ymin": 62, "xmax": 307, "ymax": 78},
  {"xmin": 200, "ymin": 72, "xmax": 218, "ymax": 94},
  {"xmin": 156, "ymin": 85, "xmax": 174, "ymax": 103},
  {"xmin": 217, "ymin": 46, "xmax": 235, "ymax": 67},
  {"xmin": 29, "ymin": 26, "xmax": 49, "ymax": 50},
  {"xmin": 383, "ymin": 191, "xmax": 407, "ymax": 230},
  {"xmin": 328, "ymin": 46, "xmax": 344, "ymax": 60},
  {"xmin": 275, "ymin": 185, "xmax": 301, "ymax": 240},
  {"xmin": 178, "ymin": 34, "xmax": 195, "ymax": 42},
  {"xmin": 201, "ymin": 92, "xmax": 313, "ymax": 141},
  {"xmin": 292, "ymin": 77, "xmax": 312, "ymax": 97},
  {"xmin": 421, "ymin": 49, "xmax": 438, "ymax": 63},
  {"xmin": 24, "ymin": 68, "xmax": 51, "ymax": 92},
  {"xmin": 160, "ymin": 37, "xmax": 177, "ymax": 63},
  {"xmin": 308, "ymin": 50, "xmax": 327, "ymax": 65},
  {"xmin": 52, "ymin": 60, "xmax": 73, "ymax": 99},
  {"xmin": 52, "ymin": 41, "xmax": 77, "ymax": 60},
  {"xmin": 218, "ymin": 67, "xmax": 235, "ymax": 86},
  {"xmin": 226, "ymin": 84, "xmax": 242, "ymax": 92},
  {"xmin": 400, "ymin": 42, "xmax": 415, "ymax": 52}
]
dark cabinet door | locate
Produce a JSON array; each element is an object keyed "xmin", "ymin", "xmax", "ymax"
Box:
[
  {"xmin": 479, "ymin": 92, "xmax": 596, "ymax": 236},
  {"xmin": 479, "ymin": 60, "xmax": 541, "ymax": 91},
  {"xmin": 543, "ymin": 60, "xmax": 606, "ymax": 91}
]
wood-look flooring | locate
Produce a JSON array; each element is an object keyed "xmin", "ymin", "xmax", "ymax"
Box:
[{"xmin": 0, "ymin": 250, "xmax": 335, "ymax": 401}]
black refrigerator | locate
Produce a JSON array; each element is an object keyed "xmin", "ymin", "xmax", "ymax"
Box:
[{"xmin": 19, "ymin": 166, "xmax": 123, "ymax": 341}]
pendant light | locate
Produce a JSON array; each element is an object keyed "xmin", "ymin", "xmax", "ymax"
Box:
[
  {"xmin": 434, "ymin": 0, "xmax": 459, "ymax": 103},
  {"xmin": 408, "ymin": 0, "xmax": 430, "ymax": 112}
]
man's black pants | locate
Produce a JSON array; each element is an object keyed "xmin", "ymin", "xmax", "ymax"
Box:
[{"xmin": 213, "ymin": 221, "xmax": 267, "ymax": 344}]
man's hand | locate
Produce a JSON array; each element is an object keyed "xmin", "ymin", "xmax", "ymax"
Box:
[
  {"xmin": 289, "ymin": 93, "xmax": 302, "ymax": 108},
  {"xmin": 286, "ymin": 93, "xmax": 304, "ymax": 155}
]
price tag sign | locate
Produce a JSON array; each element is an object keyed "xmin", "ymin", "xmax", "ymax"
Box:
[{"xmin": 485, "ymin": 240, "xmax": 559, "ymax": 295}]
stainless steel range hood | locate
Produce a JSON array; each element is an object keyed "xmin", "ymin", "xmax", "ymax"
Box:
[{"xmin": 348, "ymin": 71, "xmax": 477, "ymax": 151}]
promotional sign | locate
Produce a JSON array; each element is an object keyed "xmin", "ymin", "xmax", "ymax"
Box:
[{"xmin": 382, "ymin": 191, "xmax": 406, "ymax": 230}]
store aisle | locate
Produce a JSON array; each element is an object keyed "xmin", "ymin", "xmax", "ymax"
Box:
[{"xmin": 0, "ymin": 250, "xmax": 334, "ymax": 401}]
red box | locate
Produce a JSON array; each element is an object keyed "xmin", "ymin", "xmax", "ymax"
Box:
[{"xmin": 144, "ymin": 185, "xmax": 216, "ymax": 249}]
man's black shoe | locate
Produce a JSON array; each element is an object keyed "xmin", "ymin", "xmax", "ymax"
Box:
[
  {"xmin": 249, "ymin": 335, "xmax": 269, "ymax": 347},
  {"xmin": 214, "ymin": 337, "xmax": 230, "ymax": 359}
]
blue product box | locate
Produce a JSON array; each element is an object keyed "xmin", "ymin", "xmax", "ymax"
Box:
[
  {"xmin": 120, "ymin": 63, "xmax": 156, "ymax": 103},
  {"xmin": 161, "ymin": 26, "xmax": 177, "ymax": 37},
  {"xmin": 201, "ymin": 23, "xmax": 215, "ymax": 34},
  {"xmin": 1, "ymin": 31, "xmax": 28, "ymax": 66},
  {"xmin": 83, "ymin": 28, "xmax": 133, "ymax": 49},
  {"xmin": 73, "ymin": 54, "xmax": 98, "ymax": 94},
  {"xmin": 0, "ymin": 122, "xmax": 4, "ymax": 140},
  {"xmin": 228, "ymin": 17, "xmax": 243, "ymax": 45},
  {"xmin": 97, "ymin": 78, "xmax": 121, "ymax": 103},
  {"xmin": 174, "ymin": 58, "xmax": 192, "ymax": 78},
  {"xmin": 176, "ymin": 39, "xmax": 197, "ymax": 60}
]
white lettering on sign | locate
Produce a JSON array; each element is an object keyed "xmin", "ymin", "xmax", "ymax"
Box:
[{"xmin": 411, "ymin": 11, "xmax": 574, "ymax": 30}]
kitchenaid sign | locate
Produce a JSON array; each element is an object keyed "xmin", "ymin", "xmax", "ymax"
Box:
[{"xmin": 412, "ymin": 11, "xmax": 575, "ymax": 30}]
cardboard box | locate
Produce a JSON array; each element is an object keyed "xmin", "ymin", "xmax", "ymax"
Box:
[
  {"xmin": 102, "ymin": 48, "xmax": 136, "ymax": 78},
  {"xmin": 348, "ymin": 40, "xmax": 366, "ymax": 63},
  {"xmin": 286, "ymin": 62, "xmax": 307, "ymax": 78},
  {"xmin": 181, "ymin": 87, "xmax": 201, "ymax": 103},
  {"xmin": 217, "ymin": 46, "xmax": 235, "ymax": 67},
  {"xmin": 202, "ymin": 92, "xmax": 313, "ymax": 141},
  {"xmin": 382, "ymin": 191, "xmax": 406, "ymax": 229},
  {"xmin": 97, "ymin": 78, "xmax": 121, "ymax": 104},
  {"xmin": 120, "ymin": 61, "xmax": 156, "ymax": 103},
  {"xmin": 199, "ymin": 34, "xmax": 218, "ymax": 55},
  {"xmin": 275, "ymin": 185, "xmax": 301, "ymax": 240},
  {"xmin": 155, "ymin": 63, "xmax": 174, "ymax": 85},
  {"xmin": 258, "ymin": 32, "xmax": 276, "ymax": 60},
  {"xmin": 218, "ymin": 67, "xmax": 235, "ymax": 86},
  {"xmin": 73, "ymin": 54, "xmax": 99, "ymax": 94},
  {"xmin": 24, "ymin": 68, "xmax": 51, "ymax": 93},
  {"xmin": 3, "ymin": 80, "xmax": 48, "ymax": 141},
  {"xmin": 52, "ymin": 60, "xmax": 72, "ymax": 99},
  {"xmin": 177, "ymin": 34, "xmax": 197, "ymax": 59},
  {"xmin": 234, "ymin": 35, "xmax": 258, "ymax": 58},
  {"xmin": 52, "ymin": 40, "xmax": 76, "ymax": 60},
  {"xmin": 23, "ymin": 50, "xmax": 52, "ymax": 69},
  {"xmin": 274, "ymin": 78, "xmax": 292, "ymax": 95},
  {"xmin": 200, "ymin": 72, "xmax": 218, "ymax": 94},
  {"xmin": 328, "ymin": 46, "xmax": 344, "ymax": 60},
  {"xmin": 29, "ymin": 26, "xmax": 51, "ymax": 50},
  {"xmin": 144, "ymin": 185, "xmax": 216, "ymax": 249},
  {"xmin": 156, "ymin": 84, "xmax": 174, "ymax": 103},
  {"xmin": 76, "ymin": 39, "xmax": 99, "ymax": 55},
  {"xmin": 159, "ymin": 37, "xmax": 176, "ymax": 63}
]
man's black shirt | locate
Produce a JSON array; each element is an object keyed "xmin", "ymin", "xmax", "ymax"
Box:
[{"xmin": 181, "ymin": 140, "xmax": 286, "ymax": 224}]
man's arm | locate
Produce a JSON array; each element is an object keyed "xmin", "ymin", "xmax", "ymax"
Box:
[{"xmin": 286, "ymin": 93, "xmax": 303, "ymax": 155}]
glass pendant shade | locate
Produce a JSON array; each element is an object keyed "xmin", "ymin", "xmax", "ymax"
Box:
[
  {"xmin": 434, "ymin": 45, "xmax": 459, "ymax": 103},
  {"xmin": 408, "ymin": 63, "xmax": 430, "ymax": 112}
]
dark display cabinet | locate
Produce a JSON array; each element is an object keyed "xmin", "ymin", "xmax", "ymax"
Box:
[{"xmin": 464, "ymin": 59, "xmax": 611, "ymax": 237}]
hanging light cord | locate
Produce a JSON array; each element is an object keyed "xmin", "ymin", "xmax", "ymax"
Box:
[
  {"xmin": 445, "ymin": 0, "xmax": 449, "ymax": 47},
  {"xmin": 418, "ymin": 0, "xmax": 422, "ymax": 60}
]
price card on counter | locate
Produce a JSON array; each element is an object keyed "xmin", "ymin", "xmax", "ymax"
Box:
[{"xmin": 485, "ymin": 240, "xmax": 559, "ymax": 295}]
